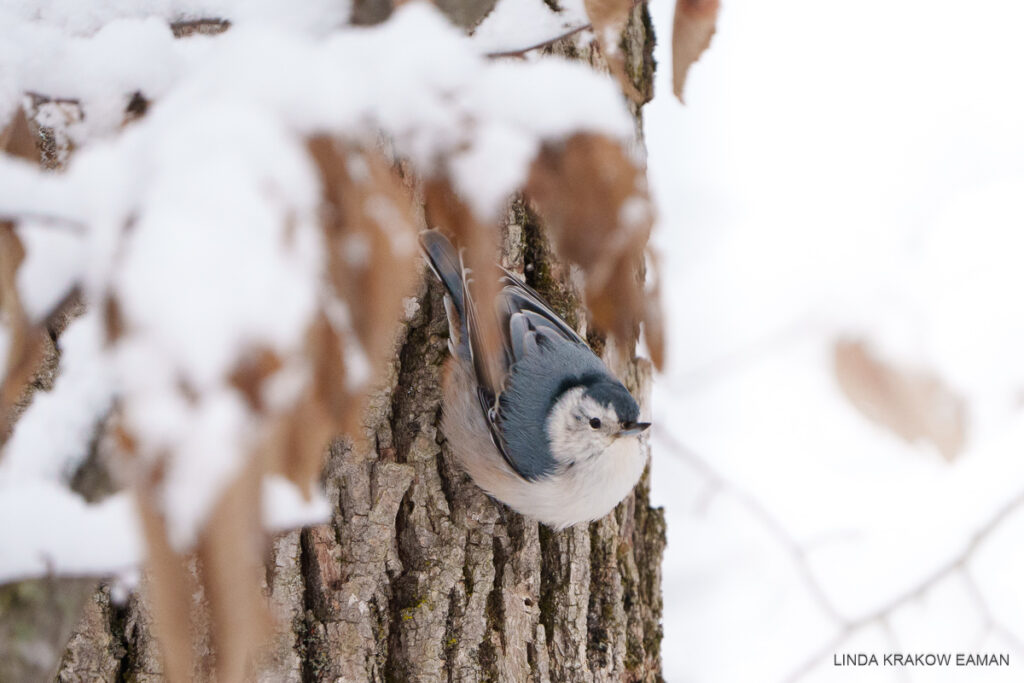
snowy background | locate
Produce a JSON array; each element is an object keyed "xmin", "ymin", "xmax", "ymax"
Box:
[{"xmin": 646, "ymin": 0, "xmax": 1024, "ymax": 681}]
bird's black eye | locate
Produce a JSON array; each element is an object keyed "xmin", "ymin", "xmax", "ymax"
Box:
[{"xmin": 589, "ymin": 417, "xmax": 602, "ymax": 429}]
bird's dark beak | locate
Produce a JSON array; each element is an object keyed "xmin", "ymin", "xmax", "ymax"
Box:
[{"xmin": 617, "ymin": 421, "xmax": 651, "ymax": 437}]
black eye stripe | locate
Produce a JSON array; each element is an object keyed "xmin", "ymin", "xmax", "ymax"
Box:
[{"xmin": 589, "ymin": 417, "xmax": 601, "ymax": 429}]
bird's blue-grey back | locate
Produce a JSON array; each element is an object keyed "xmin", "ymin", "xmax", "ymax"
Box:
[{"xmin": 497, "ymin": 324, "xmax": 609, "ymax": 479}]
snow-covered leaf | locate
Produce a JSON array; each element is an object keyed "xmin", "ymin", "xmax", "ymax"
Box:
[{"xmin": 0, "ymin": 107, "xmax": 46, "ymax": 435}]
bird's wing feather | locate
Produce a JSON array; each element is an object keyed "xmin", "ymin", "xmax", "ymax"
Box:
[
  {"xmin": 495, "ymin": 329, "xmax": 608, "ymax": 480},
  {"xmin": 489, "ymin": 274, "xmax": 608, "ymax": 480},
  {"xmin": 497, "ymin": 268, "xmax": 587, "ymax": 348}
]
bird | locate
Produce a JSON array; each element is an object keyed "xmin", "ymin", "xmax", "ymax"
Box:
[{"xmin": 420, "ymin": 229, "xmax": 650, "ymax": 529}]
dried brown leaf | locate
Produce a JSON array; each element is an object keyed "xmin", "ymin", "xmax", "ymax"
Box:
[
  {"xmin": 135, "ymin": 478, "xmax": 196, "ymax": 683},
  {"xmin": 271, "ymin": 394, "xmax": 334, "ymax": 496},
  {"xmin": 245, "ymin": 320, "xmax": 340, "ymax": 499},
  {"xmin": 138, "ymin": 446, "xmax": 269, "ymax": 683},
  {"xmin": 308, "ymin": 137, "xmax": 419, "ymax": 359},
  {"xmin": 423, "ymin": 178, "xmax": 504, "ymax": 393},
  {"xmin": 257, "ymin": 138, "xmax": 423, "ymax": 493},
  {"xmin": 259, "ymin": 313, "xmax": 349, "ymax": 496},
  {"xmin": 833, "ymin": 338, "xmax": 967, "ymax": 462},
  {"xmin": 196, "ymin": 460, "xmax": 269, "ymax": 683},
  {"xmin": 525, "ymin": 133, "xmax": 653, "ymax": 350},
  {"xmin": 0, "ymin": 108, "xmax": 48, "ymax": 437},
  {"xmin": 584, "ymin": 0, "xmax": 645, "ymax": 104},
  {"xmin": 0, "ymin": 108, "xmax": 39, "ymax": 162},
  {"xmin": 671, "ymin": 0, "xmax": 719, "ymax": 102},
  {"xmin": 0, "ymin": 223, "xmax": 44, "ymax": 436},
  {"xmin": 642, "ymin": 248, "xmax": 665, "ymax": 370}
]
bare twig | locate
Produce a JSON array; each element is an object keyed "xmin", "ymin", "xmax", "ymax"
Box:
[
  {"xmin": 484, "ymin": 23, "xmax": 591, "ymax": 59},
  {"xmin": 655, "ymin": 429, "xmax": 845, "ymax": 623},
  {"xmin": 483, "ymin": 0, "xmax": 645, "ymax": 60},
  {"xmin": 170, "ymin": 18, "xmax": 230, "ymax": 37},
  {"xmin": 654, "ymin": 428, "xmax": 1024, "ymax": 683},
  {"xmin": 0, "ymin": 212, "xmax": 86, "ymax": 233},
  {"xmin": 961, "ymin": 571, "xmax": 1024, "ymax": 655},
  {"xmin": 24, "ymin": 92, "xmax": 80, "ymax": 108}
]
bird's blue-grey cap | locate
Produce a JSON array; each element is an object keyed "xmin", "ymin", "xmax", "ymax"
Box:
[{"xmin": 579, "ymin": 376, "xmax": 640, "ymax": 424}]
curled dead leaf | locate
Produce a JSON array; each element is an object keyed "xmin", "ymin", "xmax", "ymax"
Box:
[
  {"xmin": 584, "ymin": 0, "xmax": 645, "ymax": 104},
  {"xmin": 135, "ymin": 478, "xmax": 196, "ymax": 683},
  {"xmin": 525, "ymin": 133, "xmax": 653, "ymax": 351},
  {"xmin": 249, "ymin": 137, "xmax": 423, "ymax": 494},
  {"xmin": 307, "ymin": 137, "xmax": 419, "ymax": 360},
  {"xmin": 0, "ymin": 109, "xmax": 47, "ymax": 439},
  {"xmin": 196, "ymin": 460, "xmax": 270, "ymax": 683},
  {"xmin": 671, "ymin": 0, "xmax": 719, "ymax": 102},
  {"xmin": 0, "ymin": 107, "xmax": 38, "ymax": 161},
  {"xmin": 833, "ymin": 338, "xmax": 967, "ymax": 462},
  {"xmin": 423, "ymin": 178, "xmax": 504, "ymax": 393}
]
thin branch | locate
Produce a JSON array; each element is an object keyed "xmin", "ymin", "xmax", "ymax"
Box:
[
  {"xmin": 777, "ymin": 490, "xmax": 1024, "ymax": 683},
  {"xmin": 485, "ymin": 23, "xmax": 591, "ymax": 59},
  {"xmin": 169, "ymin": 18, "xmax": 230, "ymax": 38},
  {"xmin": 961, "ymin": 568, "xmax": 1024, "ymax": 656},
  {"xmin": 852, "ymin": 489, "xmax": 1024, "ymax": 626},
  {"xmin": 0, "ymin": 212, "xmax": 86, "ymax": 233},
  {"xmin": 24, "ymin": 92, "xmax": 81, "ymax": 108},
  {"xmin": 484, "ymin": 0, "xmax": 645, "ymax": 59},
  {"xmin": 654, "ymin": 429, "xmax": 1024, "ymax": 683},
  {"xmin": 655, "ymin": 429, "xmax": 845, "ymax": 623}
]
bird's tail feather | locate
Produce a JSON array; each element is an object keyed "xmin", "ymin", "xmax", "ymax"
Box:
[
  {"xmin": 420, "ymin": 230, "xmax": 471, "ymax": 360},
  {"xmin": 420, "ymin": 230, "xmax": 466, "ymax": 317}
]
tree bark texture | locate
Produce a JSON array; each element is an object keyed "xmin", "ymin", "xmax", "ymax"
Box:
[{"xmin": 2, "ymin": 4, "xmax": 665, "ymax": 681}]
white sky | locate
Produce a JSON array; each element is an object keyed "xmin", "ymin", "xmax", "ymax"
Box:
[{"xmin": 646, "ymin": 1, "xmax": 1024, "ymax": 681}]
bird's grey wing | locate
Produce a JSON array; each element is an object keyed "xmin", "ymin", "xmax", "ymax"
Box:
[
  {"xmin": 420, "ymin": 231, "xmax": 519, "ymax": 475},
  {"xmin": 496, "ymin": 268, "xmax": 588, "ymax": 347},
  {"xmin": 461, "ymin": 266, "xmax": 502, "ymax": 397},
  {"xmin": 484, "ymin": 269, "xmax": 607, "ymax": 480},
  {"xmin": 493, "ymin": 322, "xmax": 608, "ymax": 480},
  {"xmin": 457, "ymin": 266, "xmax": 527, "ymax": 479}
]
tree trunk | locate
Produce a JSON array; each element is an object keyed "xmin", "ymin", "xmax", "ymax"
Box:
[{"xmin": 4, "ymin": 4, "xmax": 665, "ymax": 681}]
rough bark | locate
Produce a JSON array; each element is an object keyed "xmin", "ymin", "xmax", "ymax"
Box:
[{"xmin": 2, "ymin": 3, "xmax": 665, "ymax": 681}]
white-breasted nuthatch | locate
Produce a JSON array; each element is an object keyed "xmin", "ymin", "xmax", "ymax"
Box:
[{"xmin": 421, "ymin": 230, "xmax": 650, "ymax": 529}]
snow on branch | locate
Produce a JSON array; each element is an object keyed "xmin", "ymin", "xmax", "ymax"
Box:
[{"xmin": 0, "ymin": 3, "xmax": 661, "ymax": 675}]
